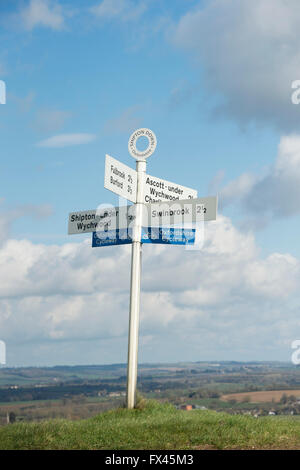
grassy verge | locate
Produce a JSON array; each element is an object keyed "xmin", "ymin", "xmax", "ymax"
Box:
[{"xmin": 1, "ymin": 400, "xmax": 300, "ymax": 450}]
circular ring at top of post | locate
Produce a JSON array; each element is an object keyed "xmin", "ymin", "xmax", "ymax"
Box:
[{"xmin": 128, "ymin": 128, "xmax": 157, "ymax": 160}]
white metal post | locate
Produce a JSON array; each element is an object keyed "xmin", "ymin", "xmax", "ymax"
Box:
[{"xmin": 126, "ymin": 159, "xmax": 146, "ymax": 409}]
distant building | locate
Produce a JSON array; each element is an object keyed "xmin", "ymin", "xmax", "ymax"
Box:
[
  {"xmin": 180, "ymin": 404, "xmax": 194, "ymax": 411},
  {"xmin": 108, "ymin": 391, "xmax": 126, "ymax": 397}
]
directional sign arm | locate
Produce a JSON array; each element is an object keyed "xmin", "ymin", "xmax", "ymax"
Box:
[
  {"xmin": 143, "ymin": 173, "xmax": 197, "ymax": 204},
  {"xmin": 104, "ymin": 155, "xmax": 137, "ymax": 203},
  {"xmin": 143, "ymin": 196, "xmax": 217, "ymax": 227}
]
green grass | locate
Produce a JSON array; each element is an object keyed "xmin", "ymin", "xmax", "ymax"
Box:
[{"xmin": 1, "ymin": 400, "xmax": 300, "ymax": 450}]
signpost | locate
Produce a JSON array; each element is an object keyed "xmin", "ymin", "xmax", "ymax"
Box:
[
  {"xmin": 68, "ymin": 209, "xmax": 101, "ymax": 234},
  {"xmin": 92, "ymin": 229, "xmax": 133, "ymax": 247},
  {"xmin": 68, "ymin": 127, "xmax": 217, "ymax": 409},
  {"xmin": 104, "ymin": 154, "xmax": 137, "ymax": 203},
  {"xmin": 145, "ymin": 196, "xmax": 217, "ymax": 227},
  {"xmin": 92, "ymin": 227, "xmax": 196, "ymax": 247},
  {"xmin": 141, "ymin": 227, "xmax": 195, "ymax": 245},
  {"xmin": 143, "ymin": 174, "xmax": 197, "ymax": 204},
  {"xmin": 68, "ymin": 206, "xmax": 136, "ymax": 235},
  {"xmin": 104, "ymin": 154, "xmax": 197, "ymax": 205},
  {"xmin": 68, "ymin": 196, "xmax": 216, "ymax": 235}
]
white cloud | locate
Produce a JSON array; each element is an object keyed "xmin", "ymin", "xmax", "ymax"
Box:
[
  {"xmin": 19, "ymin": 0, "xmax": 65, "ymax": 31},
  {"xmin": 90, "ymin": 0, "xmax": 147, "ymax": 22},
  {"xmin": 0, "ymin": 203, "xmax": 53, "ymax": 246},
  {"xmin": 171, "ymin": 0, "xmax": 300, "ymax": 130},
  {"xmin": 36, "ymin": 133, "xmax": 97, "ymax": 148},
  {"xmin": 220, "ymin": 135, "xmax": 300, "ymax": 222},
  {"xmin": 220, "ymin": 173, "xmax": 257, "ymax": 209},
  {"xmin": 245, "ymin": 253, "xmax": 299, "ymax": 298},
  {"xmin": 245, "ymin": 135, "xmax": 300, "ymax": 217},
  {"xmin": 1, "ymin": 214, "xmax": 300, "ymax": 364},
  {"xmin": 90, "ymin": 0, "xmax": 128, "ymax": 18}
]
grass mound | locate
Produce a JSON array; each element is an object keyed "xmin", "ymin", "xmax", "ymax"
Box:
[{"xmin": 1, "ymin": 399, "xmax": 300, "ymax": 450}]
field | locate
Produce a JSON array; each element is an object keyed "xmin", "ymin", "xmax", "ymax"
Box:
[
  {"xmin": 221, "ymin": 390, "xmax": 300, "ymax": 403},
  {"xmin": 0, "ymin": 396, "xmax": 123, "ymax": 425},
  {"xmin": 2, "ymin": 361, "xmax": 300, "ymax": 426},
  {"xmin": 1, "ymin": 363, "xmax": 300, "ymax": 449},
  {"xmin": 1, "ymin": 400, "xmax": 300, "ymax": 450}
]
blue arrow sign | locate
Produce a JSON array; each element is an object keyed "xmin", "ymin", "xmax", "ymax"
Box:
[
  {"xmin": 92, "ymin": 229, "xmax": 132, "ymax": 247},
  {"xmin": 141, "ymin": 227, "xmax": 195, "ymax": 245},
  {"xmin": 92, "ymin": 227, "xmax": 195, "ymax": 247}
]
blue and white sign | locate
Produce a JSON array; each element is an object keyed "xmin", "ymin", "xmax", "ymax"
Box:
[
  {"xmin": 142, "ymin": 227, "xmax": 195, "ymax": 245},
  {"xmin": 92, "ymin": 229, "xmax": 132, "ymax": 247},
  {"xmin": 92, "ymin": 227, "xmax": 195, "ymax": 247}
]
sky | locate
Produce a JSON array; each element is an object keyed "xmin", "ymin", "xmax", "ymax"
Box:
[{"xmin": 1, "ymin": 0, "xmax": 300, "ymax": 366}]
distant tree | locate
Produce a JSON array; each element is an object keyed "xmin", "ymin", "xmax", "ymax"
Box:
[
  {"xmin": 8, "ymin": 412, "xmax": 16, "ymax": 424},
  {"xmin": 280, "ymin": 393, "xmax": 288, "ymax": 404}
]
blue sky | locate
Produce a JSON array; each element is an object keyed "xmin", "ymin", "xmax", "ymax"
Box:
[{"xmin": 1, "ymin": 0, "xmax": 300, "ymax": 366}]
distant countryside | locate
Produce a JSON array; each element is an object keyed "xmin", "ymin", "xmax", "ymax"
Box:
[{"xmin": 1, "ymin": 361, "xmax": 300, "ymax": 425}]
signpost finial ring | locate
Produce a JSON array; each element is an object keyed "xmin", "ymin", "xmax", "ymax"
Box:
[{"xmin": 128, "ymin": 128, "xmax": 157, "ymax": 160}]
